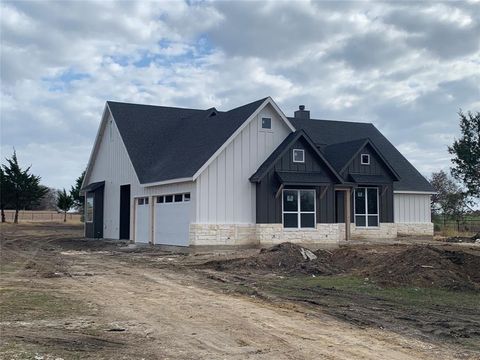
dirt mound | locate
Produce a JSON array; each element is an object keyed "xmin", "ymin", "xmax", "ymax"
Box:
[
  {"xmin": 209, "ymin": 243, "xmax": 335, "ymax": 274},
  {"xmin": 363, "ymin": 246, "xmax": 480, "ymax": 290},
  {"xmin": 208, "ymin": 242, "xmax": 480, "ymax": 291}
]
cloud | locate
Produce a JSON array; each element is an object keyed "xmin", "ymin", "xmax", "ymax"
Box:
[{"xmin": 1, "ymin": 0, "xmax": 479, "ymax": 190}]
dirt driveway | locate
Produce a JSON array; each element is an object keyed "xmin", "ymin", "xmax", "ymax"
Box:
[{"xmin": 0, "ymin": 223, "xmax": 477, "ymax": 359}]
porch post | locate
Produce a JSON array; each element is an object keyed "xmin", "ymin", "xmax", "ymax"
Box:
[{"xmin": 344, "ymin": 188, "xmax": 351, "ymax": 241}]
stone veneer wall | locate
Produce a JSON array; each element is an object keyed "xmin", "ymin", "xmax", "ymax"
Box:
[
  {"xmin": 189, "ymin": 224, "xmax": 257, "ymax": 246},
  {"xmin": 190, "ymin": 222, "xmax": 434, "ymax": 246},
  {"xmin": 396, "ymin": 223, "xmax": 434, "ymax": 236},
  {"xmin": 190, "ymin": 223, "xmax": 345, "ymax": 246},
  {"xmin": 350, "ymin": 223, "xmax": 397, "ymax": 239}
]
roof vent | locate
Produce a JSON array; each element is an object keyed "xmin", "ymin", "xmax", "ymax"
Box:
[{"xmin": 294, "ymin": 105, "xmax": 310, "ymax": 120}]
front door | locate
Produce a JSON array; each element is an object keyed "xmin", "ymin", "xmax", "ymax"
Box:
[{"xmin": 119, "ymin": 185, "xmax": 130, "ymax": 239}]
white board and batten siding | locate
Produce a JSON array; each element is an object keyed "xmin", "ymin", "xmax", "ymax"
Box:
[
  {"xmin": 195, "ymin": 103, "xmax": 292, "ymax": 224},
  {"xmin": 394, "ymin": 193, "xmax": 431, "ymax": 223},
  {"xmin": 86, "ymin": 111, "xmax": 195, "ymax": 240}
]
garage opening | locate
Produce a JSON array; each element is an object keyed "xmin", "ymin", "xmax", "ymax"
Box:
[{"xmin": 154, "ymin": 193, "xmax": 191, "ymax": 246}]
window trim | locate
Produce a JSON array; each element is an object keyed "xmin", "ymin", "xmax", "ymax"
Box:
[
  {"xmin": 282, "ymin": 189, "xmax": 316, "ymax": 229},
  {"xmin": 360, "ymin": 154, "xmax": 370, "ymax": 165},
  {"xmin": 292, "ymin": 149, "xmax": 305, "ymax": 163},
  {"xmin": 353, "ymin": 187, "xmax": 379, "ymax": 228},
  {"xmin": 85, "ymin": 193, "xmax": 94, "ymax": 223},
  {"xmin": 261, "ymin": 117, "xmax": 272, "ymax": 130}
]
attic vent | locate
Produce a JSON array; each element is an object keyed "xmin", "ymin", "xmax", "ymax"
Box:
[{"xmin": 206, "ymin": 107, "xmax": 218, "ymax": 118}]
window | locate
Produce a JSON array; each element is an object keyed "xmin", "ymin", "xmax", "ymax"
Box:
[
  {"xmin": 165, "ymin": 195, "xmax": 173, "ymax": 203},
  {"xmin": 261, "ymin": 117, "xmax": 272, "ymax": 129},
  {"xmin": 283, "ymin": 189, "xmax": 315, "ymax": 228},
  {"xmin": 138, "ymin": 197, "xmax": 148, "ymax": 205},
  {"xmin": 184, "ymin": 193, "xmax": 191, "ymax": 201},
  {"xmin": 293, "ymin": 149, "xmax": 305, "ymax": 163},
  {"xmin": 361, "ymin": 154, "xmax": 370, "ymax": 165},
  {"xmin": 354, "ymin": 187, "xmax": 378, "ymax": 227},
  {"xmin": 174, "ymin": 194, "xmax": 183, "ymax": 202},
  {"xmin": 156, "ymin": 196, "xmax": 164, "ymax": 203},
  {"xmin": 85, "ymin": 194, "xmax": 94, "ymax": 223}
]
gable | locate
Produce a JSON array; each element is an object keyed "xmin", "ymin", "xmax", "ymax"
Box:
[
  {"xmin": 250, "ymin": 131, "xmax": 344, "ymax": 184},
  {"xmin": 274, "ymin": 138, "xmax": 339, "ymax": 183},
  {"xmin": 342, "ymin": 143, "xmax": 396, "ymax": 182}
]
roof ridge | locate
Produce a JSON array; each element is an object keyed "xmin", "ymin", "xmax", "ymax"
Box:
[
  {"xmin": 107, "ymin": 100, "xmax": 206, "ymax": 112},
  {"xmin": 226, "ymin": 97, "xmax": 269, "ymax": 113},
  {"xmin": 289, "ymin": 116, "xmax": 373, "ymax": 125}
]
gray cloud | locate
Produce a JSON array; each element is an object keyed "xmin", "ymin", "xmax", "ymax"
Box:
[{"xmin": 1, "ymin": 0, "xmax": 479, "ymax": 190}]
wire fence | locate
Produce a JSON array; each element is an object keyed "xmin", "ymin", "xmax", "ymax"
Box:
[
  {"xmin": 2, "ymin": 210, "xmax": 82, "ymax": 223},
  {"xmin": 433, "ymin": 218, "xmax": 480, "ymax": 233}
]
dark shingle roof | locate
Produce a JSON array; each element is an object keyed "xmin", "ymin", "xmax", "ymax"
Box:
[
  {"xmin": 322, "ymin": 138, "xmax": 368, "ymax": 173},
  {"xmin": 290, "ymin": 118, "xmax": 433, "ymax": 192},
  {"xmin": 108, "ymin": 98, "xmax": 267, "ymax": 184}
]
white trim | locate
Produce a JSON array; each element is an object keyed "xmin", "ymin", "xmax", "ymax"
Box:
[
  {"xmin": 192, "ymin": 97, "xmax": 296, "ymax": 180},
  {"xmin": 81, "ymin": 105, "xmax": 109, "ymax": 189},
  {"xmin": 82, "ymin": 104, "xmax": 141, "ymax": 188},
  {"xmin": 282, "ymin": 189, "xmax": 316, "ymax": 229},
  {"xmin": 292, "ymin": 149, "xmax": 305, "ymax": 163},
  {"xmin": 394, "ymin": 190, "xmax": 436, "ymax": 195},
  {"xmin": 360, "ymin": 154, "xmax": 370, "ymax": 165},
  {"xmin": 354, "ymin": 187, "xmax": 379, "ymax": 228},
  {"xmin": 141, "ymin": 177, "xmax": 193, "ymax": 187}
]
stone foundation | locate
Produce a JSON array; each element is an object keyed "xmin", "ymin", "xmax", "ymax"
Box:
[
  {"xmin": 190, "ymin": 222, "xmax": 434, "ymax": 246},
  {"xmin": 396, "ymin": 222, "xmax": 434, "ymax": 236},
  {"xmin": 351, "ymin": 223, "xmax": 397, "ymax": 239},
  {"xmin": 256, "ymin": 223, "xmax": 344, "ymax": 245},
  {"xmin": 189, "ymin": 224, "xmax": 257, "ymax": 246}
]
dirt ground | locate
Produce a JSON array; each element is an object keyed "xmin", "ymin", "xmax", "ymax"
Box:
[{"xmin": 1, "ymin": 223, "xmax": 479, "ymax": 359}]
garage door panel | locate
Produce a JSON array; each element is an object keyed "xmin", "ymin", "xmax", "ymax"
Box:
[
  {"xmin": 154, "ymin": 202, "xmax": 190, "ymax": 246},
  {"xmin": 135, "ymin": 199, "xmax": 150, "ymax": 243}
]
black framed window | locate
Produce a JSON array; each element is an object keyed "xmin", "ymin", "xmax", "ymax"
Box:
[
  {"xmin": 354, "ymin": 187, "xmax": 378, "ymax": 227},
  {"xmin": 283, "ymin": 189, "xmax": 316, "ymax": 228}
]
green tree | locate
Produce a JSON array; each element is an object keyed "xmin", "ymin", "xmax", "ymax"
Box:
[
  {"xmin": 0, "ymin": 168, "xmax": 14, "ymax": 222},
  {"xmin": 2, "ymin": 150, "xmax": 48, "ymax": 223},
  {"xmin": 430, "ymin": 170, "xmax": 469, "ymax": 224},
  {"xmin": 57, "ymin": 189, "xmax": 74, "ymax": 222},
  {"xmin": 70, "ymin": 170, "xmax": 85, "ymax": 211},
  {"xmin": 448, "ymin": 110, "xmax": 480, "ymax": 199}
]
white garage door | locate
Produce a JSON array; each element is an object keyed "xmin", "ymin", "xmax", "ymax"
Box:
[
  {"xmin": 154, "ymin": 193, "xmax": 191, "ymax": 246},
  {"xmin": 135, "ymin": 197, "xmax": 150, "ymax": 243}
]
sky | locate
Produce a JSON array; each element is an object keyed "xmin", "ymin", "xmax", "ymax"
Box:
[{"xmin": 1, "ymin": 0, "xmax": 479, "ymax": 191}]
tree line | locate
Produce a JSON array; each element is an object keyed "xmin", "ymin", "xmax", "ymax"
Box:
[
  {"xmin": 0, "ymin": 150, "xmax": 85, "ymax": 223},
  {"xmin": 430, "ymin": 110, "xmax": 480, "ymax": 223}
]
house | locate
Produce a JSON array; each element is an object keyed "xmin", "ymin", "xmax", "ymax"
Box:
[{"xmin": 81, "ymin": 97, "xmax": 434, "ymax": 246}]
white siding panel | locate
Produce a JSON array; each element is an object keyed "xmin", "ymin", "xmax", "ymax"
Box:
[
  {"xmin": 394, "ymin": 193, "xmax": 432, "ymax": 223},
  {"xmin": 195, "ymin": 103, "xmax": 292, "ymax": 224},
  {"xmin": 86, "ymin": 112, "xmax": 194, "ymax": 239}
]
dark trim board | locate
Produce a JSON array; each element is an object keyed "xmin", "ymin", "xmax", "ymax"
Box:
[
  {"xmin": 85, "ymin": 184, "xmax": 104, "ymax": 238},
  {"xmin": 119, "ymin": 184, "xmax": 131, "ymax": 239}
]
